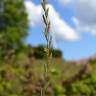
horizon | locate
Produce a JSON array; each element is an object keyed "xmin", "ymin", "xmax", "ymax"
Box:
[{"xmin": 25, "ymin": 0, "xmax": 96, "ymax": 61}]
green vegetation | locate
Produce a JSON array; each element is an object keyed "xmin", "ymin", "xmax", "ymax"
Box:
[
  {"xmin": 0, "ymin": 0, "xmax": 28, "ymax": 60},
  {"xmin": 31, "ymin": 45, "xmax": 62, "ymax": 59},
  {"xmin": 0, "ymin": 48, "xmax": 96, "ymax": 96},
  {"xmin": 41, "ymin": 0, "xmax": 53, "ymax": 95},
  {"xmin": 0, "ymin": 0, "xmax": 96, "ymax": 96}
]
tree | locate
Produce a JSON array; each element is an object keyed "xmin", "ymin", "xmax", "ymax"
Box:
[
  {"xmin": 51, "ymin": 49, "xmax": 62, "ymax": 58},
  {"xmin": 0, "ymin": 0, "xmax": 28, "ymax": 58},
  {"xmin": 33, "ymin": 45, "xmax": 46, "ymax": 59}
]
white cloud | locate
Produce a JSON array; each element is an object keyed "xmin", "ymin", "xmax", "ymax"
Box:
[
  {"xmin": 58, "ymin": 0, "xmax": 96, "ymax": 36},
  {"xmin": 24, "ymin": 1, "xmax": 42, "ymax": 27},
  {"xmin": 24, "ymin": 0, "xmax": 79, "ymax": 41},
  {"xmin": 48, "ymin": 4, "xmax": 79, "ymax": 41}
]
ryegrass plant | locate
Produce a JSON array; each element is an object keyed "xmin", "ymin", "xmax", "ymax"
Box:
[{"xmin": 41, "ymin": 0, "xmax": 53, "ymax": 95}]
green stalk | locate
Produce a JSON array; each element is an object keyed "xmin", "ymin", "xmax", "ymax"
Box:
[{"xmin": 41, "ymin": 0, "xmax": 52, "ymax": 95}]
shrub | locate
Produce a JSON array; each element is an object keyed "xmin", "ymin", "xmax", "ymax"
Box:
[
  {"xmin": 33, "ymin": 45, "xmax": 46, "ymax": 59},
  {"xmin": 51, "ymin": 49, "xmax": 62, "ymax": 58}
]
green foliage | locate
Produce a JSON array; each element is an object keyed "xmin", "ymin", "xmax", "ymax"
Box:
[
  {"xmin": 0, "ymin": 0, "xmax": 28, "ymax": 58},
  {"xmin": 51, "ymin": 49, "xmax": 62, "ymax": 58},
  {"xmin": 0, "ymin": 52, "xmax": 95, "ymax": 96},
  {"xmin": 0, "ymin": 0, "xmax": 96, "ymax": 96},
  {"xmin": 53, "ymin": 84, "xmax": 65, "ymax": 96},
  {"xmin": 50, "ymin": 68, "xmax": 59, "ymax": 75},
  {"xmin": 33, "ymin": 45, "xmax": 46, "ymax": 59},
  {"xmin": 29, "ymin": 45, "xmax": 62, "ymax": 59},
  {"xmin": 63, "ymin": 66, "xmax": 96, "ymax": 96}
]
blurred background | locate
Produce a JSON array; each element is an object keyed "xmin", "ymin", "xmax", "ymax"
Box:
[{"xmin": 0, "ymin": 0, "xmax": 96, "ymax": 96}]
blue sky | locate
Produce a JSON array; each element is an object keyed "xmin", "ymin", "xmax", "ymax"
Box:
[{"xmin": 25, "ymin": 0, "xmax": 96, "ymax": 61}]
